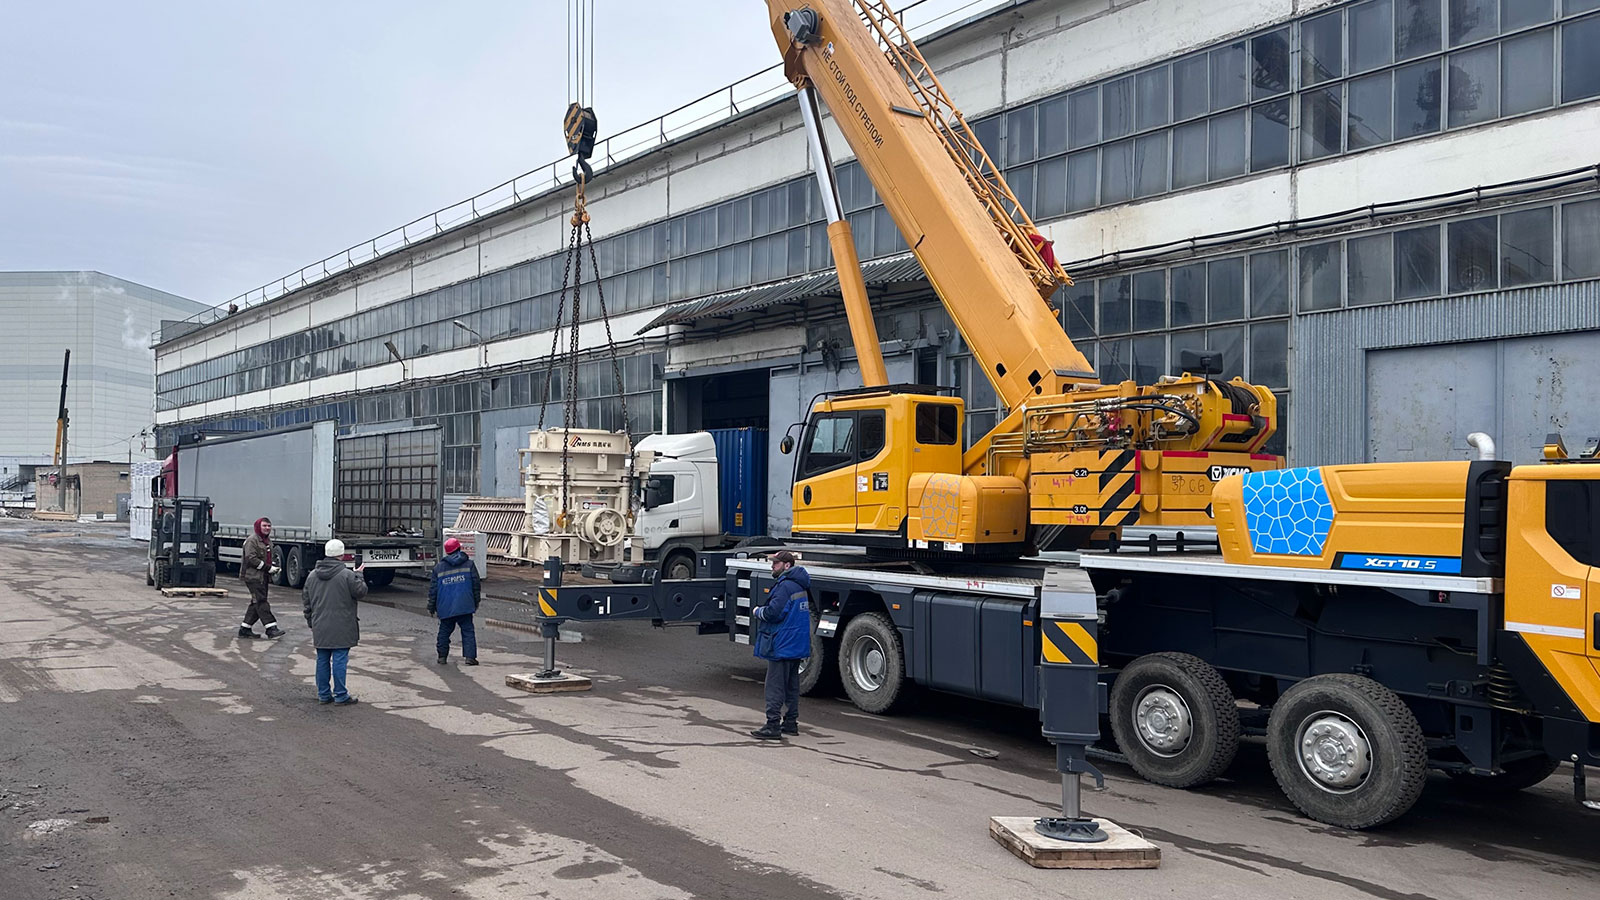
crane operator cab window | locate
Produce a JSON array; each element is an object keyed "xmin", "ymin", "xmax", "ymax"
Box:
[
  {"xmin": 915, "ymin": 403, "xmax": 959, "ymax": 445},
  {"xmin": 800, "ymin": 414, "xmax": 857, "ymax": 478}
]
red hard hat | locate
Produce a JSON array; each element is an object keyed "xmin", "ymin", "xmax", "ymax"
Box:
[{"xmin": 444, "ymin": 537, "xmax": 461, "ymax": 554}]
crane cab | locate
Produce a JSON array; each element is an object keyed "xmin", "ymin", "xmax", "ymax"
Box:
[{"xmin": 783, "ymin": 387, "xmax": 1028, "ymax": 553}]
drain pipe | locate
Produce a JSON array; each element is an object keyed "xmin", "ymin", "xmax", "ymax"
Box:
[{"xmin": 1467, "ymin": 432, "xmax": 1497, "ymax": 461}]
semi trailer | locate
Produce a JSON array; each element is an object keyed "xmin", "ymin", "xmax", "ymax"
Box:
[{"xmin": 160, "ymin": 421, "xmax": 443, "ymax": 588}]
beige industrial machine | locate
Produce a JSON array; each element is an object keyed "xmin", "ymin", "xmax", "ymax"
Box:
[{"xmin": 510, "ymin": 428, "xmax": 631, "ymax": 566}]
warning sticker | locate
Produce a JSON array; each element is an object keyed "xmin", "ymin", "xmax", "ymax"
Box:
[{"xmin": 1551, "ymin": 584, "xmax": 1583, "ymax": 600}]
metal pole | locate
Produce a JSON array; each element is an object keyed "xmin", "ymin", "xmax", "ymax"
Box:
[{"xmin": 1061, "ymin": 773, "xmax": 1082, "ymax": 820}]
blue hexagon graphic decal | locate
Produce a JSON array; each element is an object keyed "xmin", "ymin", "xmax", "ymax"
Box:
[{"xmin": 1240, "ymin": 467, "xmax": 1335, "ymax": 556}]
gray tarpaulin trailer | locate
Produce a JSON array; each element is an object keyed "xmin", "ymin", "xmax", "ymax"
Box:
[{"xmin": 174, "ymin": 421, "xmax": 442, "ymax": 588}]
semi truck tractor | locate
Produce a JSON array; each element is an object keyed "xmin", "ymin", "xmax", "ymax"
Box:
[
  {"xmin": 630, "ymin": 428, "xmax": 771, "ymax": 578},
  {"xmin": 160, "ymin": 421, "xmax": 443, "ymax": 588}
]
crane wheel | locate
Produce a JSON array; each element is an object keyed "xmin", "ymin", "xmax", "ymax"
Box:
[
  {"xmin": 1109, "ymin": 652, "xmax": 1240, "ymax": 788},
  {"xmin": 1266, "ymin": 674, "xmax": 1427, "ymax": 829},
  {"xmin": 837, "ymin": 612, "xmax": 907, "ymax": 714}
]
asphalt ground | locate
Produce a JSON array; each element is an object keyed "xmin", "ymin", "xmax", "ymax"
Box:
[{"xmin": 1, "ymin": 518, "xmax": 1597, "ymax": 899}]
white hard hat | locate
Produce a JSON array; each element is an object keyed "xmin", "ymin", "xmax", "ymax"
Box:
[{"xmin": 325, "ymin": 539, "xmax": 345, "ymax": 558}]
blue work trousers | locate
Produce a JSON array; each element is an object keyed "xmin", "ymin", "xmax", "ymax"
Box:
[
  {"xmin": 315, "ymin": 648, "xmax": 351, "ymax": 702},
  {"xmin": 437, "ymin": 614, "xmax": 477, "ymax": 660}
]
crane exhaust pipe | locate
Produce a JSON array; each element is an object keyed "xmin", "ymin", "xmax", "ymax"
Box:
[{"xmin": 1467, "ymin": 432, "xmax": 1496, "ymax": 461}]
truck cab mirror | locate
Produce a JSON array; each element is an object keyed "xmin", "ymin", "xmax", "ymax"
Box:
[
  {"xmin": 1178, "ymin": 348, "xmax": 1224, "ymax": 377},
  {"xmin": 779, "ymin": 435, "xmax": 795, "ymax": 455}
]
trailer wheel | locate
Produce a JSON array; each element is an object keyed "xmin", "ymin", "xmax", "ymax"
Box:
[
  {"xmin": 364, "ymin": 568, "xmax": 395, "ymax": 589},
  {"xmin": 1447, "ymin": 756, "xmax": 1560, "ymax": 794},
  {"xmin": 663, "ymin": 551, "xmax": 695, "ymax": 581},
  {"xmin": 1109, "ymin": 653, "xmax": 1240, "ymax": 788},
  {"xmin": 271, "ymin": 546, "xmax": 289, "ymax": 586},
  {"xmin": 1266, "ymin": 674, "xmax": 1427, "ymax": 829},
  {"xmin": 285, "ymin": 546, "xmax": 307, "ymax": 589},
  {"xmin": 838, "ymin": 612, "xmax": 906, "ymax": 714},
  {"xmin": 798, "ymin": 616, "xmax": 840, "ymax": 696}
]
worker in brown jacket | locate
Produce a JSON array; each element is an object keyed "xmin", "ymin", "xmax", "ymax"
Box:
[{"xmin": 239, "ymin": 517, "xmax": 284, "ymax": 640}]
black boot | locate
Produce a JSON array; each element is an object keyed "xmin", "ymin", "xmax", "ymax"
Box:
[
  {"xmin": 464, "ymin": 658, "xmax": 480, "ymax": 666},
  {"xmin": 237, "ymin": 626, "xmax": 258, "ymax": 640},
  {"xmin": 264, "ymin": 625, "xmax": 284, "ymax": 639},
  {"xmin": 437, "ymin": 655, "xmax": 447, "ymax": 665},
  {"xmin": 749, "ymin": 724, "xmax": 784, "ymax": 740},
  {"xmin": 781, "ymin": 722, "xmax": 799, "ymax": 736}
]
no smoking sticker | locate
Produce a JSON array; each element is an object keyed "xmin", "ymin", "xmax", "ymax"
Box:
[{"xmin": 1551, "ymin": 584, "xmax": 1583, "ymax": 599}]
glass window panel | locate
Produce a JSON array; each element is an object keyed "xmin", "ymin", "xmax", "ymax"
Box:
[
  {"xmin": 1299, "ymin": 242, "xmax": 1344, "ymax": 310},
  {"xmin": 1448, "ymin": 44, "xmax": 1500, "ymax": 127},
  {"xmin": 1068, "ymin": 86, "xmax": 1100, "ymax": 149},
  {"xmin": 1006, "ymin": 105, "xmax": 1037, "ymax": 165},
  {"xmin": 1352, "ymin": 0, "xmax": 1396, "ymax": 72},
  {"xmin": 1303, "ymin": 11, "xmax": 1344, "ymax": 86},
  {"xmin": 1250, "ymin": 250, "xmax": 1290, "ymax": 316},
  {"xmin": 1250, "ymin": 99, "xmax": 1290, "ymax": 171},
  {"xmin": 1563, "ymin": 16, "xmax": 1600, "ymax": 102},
  {"xmin": 1174, "ymin": 55, "xmax": 1209, "ymax": 119},
  {"xmin": 1207, "ymin": 325, "xmax": 1247, "ymax": 380},
  {"xmin": 1500, "ymin": 207, "xmax": 1554, "ymax": 286},
  {"xmin": 1301, "ymin": 86, "xmax": 1344, "ymax": 159},
  {"xmin": 1131, "ymin": 335, "xmax": 1165, "ymax": 384},
  {"xmin": 1211, "ymin": 41, "xmax": 1249, "ymax": 109},
  {"xmin": 1101, "ymin": 139, "xmax": 1134, "ymax": 204},
  {"xmin": 1250, "ymin": 321, "xmax": 1290, "ymax": 388},
  {"xmin": 1136, "ymin": 66, "xmax": 1171, "ymax": 129},
  {"xmin": 1005, "ymin": 166, "xmax": 1036, "ymax": 221},
  {"xmin": 1172, "ymin": 120, "xmax": 1209, "ymax": 189},
  {"xmin": 1395, "ymin": 59, "xmax": 1443, "ymax": 137},
  {"xmin": 1099, "ymin": 339, "xmax": 1132, "ymax": 384},
  {"xmin": 1099, "ymin": 275, "xmax": 1132, "ymax": 335},
  {"xmin": 1039, "ymin": 96, "xmax": 1069, "ymax": 155},
  {"xmin": 1171, "ymin": 263, "xmax": 1205, "ymax": 326},
  {"xmin": 1502, "ymin": 0, "xmax": 1554, "ymax": 29},
  {"xmin": 1209, "ymin": 110, "xmax": 1248, "ymax": 179},
  {"xmin": 1397, "ymin": 0, "xmax": 1443, "ymax": 59},
  {"xmin": 1567, "ymin": 0, "xmax": 1600, "ymax": 12},
  {"xmin": 1562, "ymin": 198, "xmax": 1600, "ymax": 280},
  {"xmin": 1067, "ymin": 150, "xmax": 1098, "ymax": 211},
  {"xmin": 1451, "ymin": 0, "xmax": 1499, "ymax": 44},
  {"xmin": 1134, "ymin": 270, "xmax": 1166, "ymax": 331},
  {"xmin": 1035, "ymin": 157, "xmax": 1068, "ymax": 219},
  {"xmin": 1209, "ymin": 256, "xmax": 1246, "ymax": 321},
  {"xmin": 1251, "ymin": 29, "xmax": 1291, "ymax": 99},
  {"xmin": 1103, "ymin": 76, "xmax": 1134, "ymax": 140},
  {"xmin": 1348, "ymin": 71, "xmax": 1395, "ymax": 148},
  {"xmin": 1348, "ymin": 234, "xmax": 1395, "ymax": 305},
  {"xmin": 1062, "ymin": 280, "xmax": 1097, "ymax": 339},
  {"xmin": 1449, "ymin": 215, "xmax": 1499, "ymax": 292},
  {"xmin": 1501, "ymin": 28, "xmax": 1555, "ymax": 115},
  {"xmin": 972, "ymin": 118, "xmax": 1003, "ymax": 164},
  {"xmin": 1396, "ymin": 225, "xmax": 1443, "ymax": 298},
  {"xmin": 1133, "ymin": 132, "xmax": 1168, "ymax": 198}
]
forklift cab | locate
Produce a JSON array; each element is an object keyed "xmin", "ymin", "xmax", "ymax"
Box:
[{"xmin": 147, "ymin": 496, "xmax": 218, "ymax": 589}]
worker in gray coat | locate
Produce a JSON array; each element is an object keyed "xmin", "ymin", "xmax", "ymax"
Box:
[{"xmin": 302, "ymin": 538, "xmax": 368, "ymax": 705}]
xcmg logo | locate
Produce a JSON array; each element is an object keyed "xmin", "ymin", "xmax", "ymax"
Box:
[{"xmin": 1207, "ymin": 465, "xmax": 1251, "ymax": 482}]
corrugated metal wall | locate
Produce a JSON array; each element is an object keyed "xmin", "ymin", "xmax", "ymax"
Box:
[{"xmin": 1295, "ymin": 281, "xmax": 1600, "ymax": 467}]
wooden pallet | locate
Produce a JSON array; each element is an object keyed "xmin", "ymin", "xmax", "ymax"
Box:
[
  {"xmin": 159, "ymin": 586, "xmax": 230, "ymax": 598},
  {"xmin": 988, "ymin": 817, "xmax": 1160, "ymax": 869},
  {"xmin": 506, "ymin": 672, "xmax": 591, "ymax": 694}
]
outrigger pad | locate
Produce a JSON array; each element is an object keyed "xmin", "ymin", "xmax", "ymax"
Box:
[
  {"xmin": 989, "ymin": 817, "xmax": 1159, "ymax": 869},
  {"xmin": 505, "ymin": 672, "xmax": 592, "ymax": 694}
]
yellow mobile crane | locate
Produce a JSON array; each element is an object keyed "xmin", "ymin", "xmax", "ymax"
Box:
[{"xmin": 766, "ymin": 0, "xmax": 1278, "ymax": 554}]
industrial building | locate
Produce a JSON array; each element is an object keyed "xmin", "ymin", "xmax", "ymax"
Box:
[
  {"xmin": 154, "ymin": 0, "xmax": 1600, "ymax": 536},
  {"xmin": 2, "ymin": 271, "xmax": 204, "ymax": 503}
]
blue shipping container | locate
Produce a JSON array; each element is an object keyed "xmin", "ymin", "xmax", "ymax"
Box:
[{"xmin": 709, "ymin": 427, "xmax": 768, "ymax": 538}]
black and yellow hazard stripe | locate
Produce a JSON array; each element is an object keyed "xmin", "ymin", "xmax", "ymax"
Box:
[
  {"xmin": 536, "ymin": 587, "xmax": 559, "ymax": 618},
  {"xmin": 1039, "ymin": 619, "xmax": 1098, "ymax": 666},
  {"xmin": 1096, "ymin": 449, "xmax": 1141, "ymax": 527}
]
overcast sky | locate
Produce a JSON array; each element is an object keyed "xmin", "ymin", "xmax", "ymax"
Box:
[{"xmin": 0, "ymin": 2, "xmax": 781, "ymax": 307}]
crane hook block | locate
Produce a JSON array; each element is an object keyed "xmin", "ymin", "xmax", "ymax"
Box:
[{"xmin": 564, "ymin": 102, "xmax": 599, "ymax": 183}]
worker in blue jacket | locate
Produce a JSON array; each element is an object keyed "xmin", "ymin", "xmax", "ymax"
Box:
[
  {"xmin": 429, "ymin": 537, "xmax": 482, "ymax": 666},
  {"xmin": 750, "ymin": 550, "xmax": 812, "ymax": 740}
]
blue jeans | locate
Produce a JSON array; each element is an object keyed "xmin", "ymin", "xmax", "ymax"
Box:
[
  {"xmin": 315, "ymin": 648, "xmax": 351, "ymax": 702},
  {"xmin": 437, "ymin": 614, "xmax": 477, "ymax": 660},
  {"xmin": 764, "ymin": 658, "xmax": 800, "ymax": 727}
]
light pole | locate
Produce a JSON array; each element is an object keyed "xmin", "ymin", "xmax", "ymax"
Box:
[
  {"xmin": 452, "ymin": 319, "xmax": 488, "ymax": 369},
  {"xmin": 384, "ymin": 340, "xmax": 410, "ymax": 380},
  {"xmin": 125, "ymin": 428, "xmax": 151, "ymax": 470}
]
